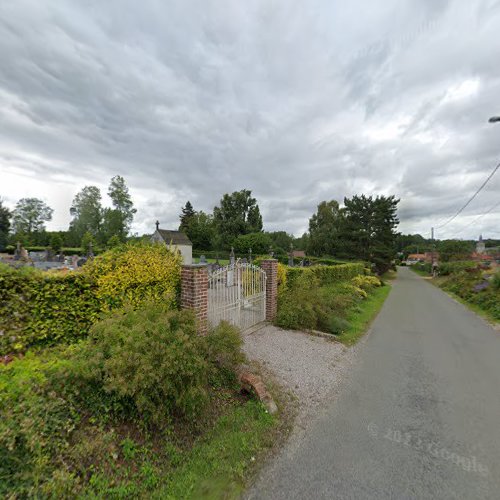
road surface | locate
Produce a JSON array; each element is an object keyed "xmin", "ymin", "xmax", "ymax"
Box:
[{"xmin": 248, "ymin": 267, "xmax": 500, "ymax": 499}]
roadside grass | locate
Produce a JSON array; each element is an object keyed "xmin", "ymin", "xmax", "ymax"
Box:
[
  {"xmin": 338, "ymin": 284, "xmax": 392, "ymax": 345},
  {"xmin": 381, "ymin": 269, "xmax": 398, "ymax": 281},
  {"xmin": 409, "ymin": 266, "xmax": 430, "ymax": 277},
  {"xmin": 84, "ymin": 400, "xmax": 279, "ymax": 499}
]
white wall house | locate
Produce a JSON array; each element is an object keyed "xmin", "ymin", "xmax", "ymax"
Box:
[{"xmin": 150, "ymin": 221, "xmax": 192, "ymax": 264}]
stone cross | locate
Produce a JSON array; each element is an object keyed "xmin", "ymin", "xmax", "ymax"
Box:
[{"xmin": 155, "ymin": 220, "xmax": 160, "ymax": 231}]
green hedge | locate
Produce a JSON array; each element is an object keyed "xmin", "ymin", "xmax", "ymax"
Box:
[
  {"xmin": 286, "ymin": 263, "xmax": 365, "ymax": 289},
  {"xmin": 438, "ymin": 261, "xmax": 478, "ymax": 276},
  {"xmin": 0, "ymin": 265, "xmax": 100, "ymax": 354}
]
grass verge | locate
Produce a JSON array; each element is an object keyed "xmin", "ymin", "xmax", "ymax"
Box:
[{"xmin": 338, "ymin": 284, "xmax": 392, "ymax": 345}]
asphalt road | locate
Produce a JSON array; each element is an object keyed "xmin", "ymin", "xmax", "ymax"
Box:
[{"xmin": 248, "ymin": 267, "xmax": 500, "ymax": 499}]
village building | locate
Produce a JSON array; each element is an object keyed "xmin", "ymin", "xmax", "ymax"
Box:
[{"xmin": 150, "ymin": 221, "xmax": 193, "ymax": 264}]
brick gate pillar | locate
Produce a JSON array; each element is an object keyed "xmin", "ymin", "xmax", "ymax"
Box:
[
  {"xmin": 261, "ymin": 259, "xmax": 278, "ymax": 322},
  {"xmin": 181, "ymin": 264, "xmax": 208, "ymax": 335}
]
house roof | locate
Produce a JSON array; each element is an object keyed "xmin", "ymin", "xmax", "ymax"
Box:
[
  {"xmin": 155, "ymin": 229, "xmax": 192, "ymax": 246},
  {"xmin": 292, "ymin": 250, "xmax": 306, "ymax": 258}
]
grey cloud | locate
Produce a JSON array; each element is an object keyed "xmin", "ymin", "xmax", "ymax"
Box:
[{"xmin": 0, "ymin": 0, "xmax": 499, "ymax": 240}]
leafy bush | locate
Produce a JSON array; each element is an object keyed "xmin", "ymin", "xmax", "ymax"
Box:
[
  {"xmin": 0, "ymin": 351, "xmax": 79, "ymax": 496},
  {"xmin": 286, "ymin": 263, "xmax": 365, "ymax": 289},
  {"xmin": 277, "ymin": 262, "xmax": 287, "ymax": 295},
  {"xmin": 438, "ymin": 261, "xmax": 478, "ymax": 276},
  {"xmin": 84, "ymin": 242, "xmax": 182, "ymax": 311},
  {"xmin": 78, "ymin": 306, "xmax": 244, "ymax": 423},
  {"xmin": 0, "ymin": 308, "xmax": 247, "ymax": 496},
  {"xmin": 351, "ymin": 275, "xmax": 381, "ymax": 291},
  {"xmin": 0, "ymin": 264, "xmax": 100, "ymax": 354},
  {"xmin": 276, "ymin": 274, "xmax": 363, "ymax": 333},
  {"xmin": 326, "ymin": 316, "xmax": 352, "ymax": 335}
]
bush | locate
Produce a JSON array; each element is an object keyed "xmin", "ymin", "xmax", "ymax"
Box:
[
  {"xmin": 0, "ymin": 243, "xmax": 183, "ymax": 355},
  {"xmin": 326, "ymin": 316, "xmax": 351, "ymax": 335},
  {"xmin": 79, "ymin": 306, "xmax": 245, "ymax": 423},
  {"xmin": 277, "ymin": 262, "xmax": 287, "ymax": 295},
  {"xmin": 0, "ymin": 264, "xmax": 100, "ymax": 354},
  {"xmin": 0, "ymin": 308, "xmax": 247, "ymax": 496},
  {"xmin": 84, "ymin": 242, "xmax": 182, "ymax": 311},
  {"xmin": 351, "ymin": 275, "xmax": 381, "ymax": 292},
  {"xmin": 438, "ymin": 261, "xmax": 478, "ymax": 276},
  {"xmin": 286, "ymin": 263, "xmax": 364, "ymax": 289},
  {"xmin": 0, "ymin": 351, "xmax": 79, "ymax": 496},
  {"xmin": 275, "ymin": 274, "xmax": 363, "ymax": 333}
]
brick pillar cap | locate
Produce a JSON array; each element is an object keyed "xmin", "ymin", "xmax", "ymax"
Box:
[
  {"xmin": 182, "ymin": 264, "xmax": 208, "ymax": 269},
  {"xmin": 261, "ymin": 258, "xmax": 278, "ymax": 262}
]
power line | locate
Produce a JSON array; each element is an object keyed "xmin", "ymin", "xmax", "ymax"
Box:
[
  {"xmin": 435, "ymin": 160, "xmax": 500, "ymax": 229},
  {"xmin": 443, "ymin": 199, "xmax": 500, "ymax": 239}
]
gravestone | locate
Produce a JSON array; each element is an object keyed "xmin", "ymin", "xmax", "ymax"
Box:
[
  {"xmin": 14, "ymin": 242, "xmax": 21, "ymax": 261},
  {"xmin": 199, "ymin": 255, "xmax": 207, "ymax": 264}
]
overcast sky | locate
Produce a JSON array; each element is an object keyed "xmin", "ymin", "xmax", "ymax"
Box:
[{"xmin": 1, "ymin": 0, "xmax": 499, "ymax": 240}]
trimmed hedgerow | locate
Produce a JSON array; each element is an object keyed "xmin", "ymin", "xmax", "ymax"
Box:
[
  {"xmin": 0, "ymin": 243, "xmax": 183, "ymax": 355},
  {"xmin": 83, "ymin": 242, "xmax": 182, "ymax": 312},
  {"xmin": 285, "ymin": 263, "xmax": 365, "ymax": 289},
  {"xmin": 0, "ymin": 264, "xmax": 100, "ymax": 354}
]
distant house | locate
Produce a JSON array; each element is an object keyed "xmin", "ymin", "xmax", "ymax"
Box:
[
  {"xmin": 406, "ymin": 253, "xmax": 426, "ymax": 264},
  {"xmin": 406, "ymin": 252, "xmax": 438, "ymax": 264},
  {"xmin": 150, "ymin": 221, "xmax": 192, "ymax": 264},
  {"xmin": 292, "ymin": 250, "xmax": 306, "ymax": 258}
]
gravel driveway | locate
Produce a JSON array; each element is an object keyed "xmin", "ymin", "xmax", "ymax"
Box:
[{"xmin": 242, "ymin": 325, "xmax": 354, "ymax": 424}]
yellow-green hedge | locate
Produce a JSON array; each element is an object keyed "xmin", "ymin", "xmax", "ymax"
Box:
[
  {"xmin": 83, "ymin": 242, "xmax": 182, "ymax": 311},
  {"xmin": 0, "ymin": 243, "xmax": 182, "ymax": 354},
  {"xmin": 0, "ymin": 265, "xmax": 100, "ymax": 353},
  {"xmin": 285, "ymin": 263, "xmax": 365, "ymax": 290}
]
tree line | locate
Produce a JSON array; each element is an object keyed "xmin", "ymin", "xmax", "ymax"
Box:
[
  {"xmin": 179, "ymin": 191, "xmax": 400, "ymax": 273},
  {"xmin": 1, "ymin": 179, "xmax": 404, "ymax": 272},
  {"xmin": 0, "ymin": 176, "xmax": 136, "ymax": 252}
]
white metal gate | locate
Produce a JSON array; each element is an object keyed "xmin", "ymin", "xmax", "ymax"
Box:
[{"xmin": 208, "ymin": 262, "xmax": 266, "ymax": 331}]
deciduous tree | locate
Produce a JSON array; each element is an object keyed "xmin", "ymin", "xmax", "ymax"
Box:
[
  {"xmin": 12, "ymin": 198, "xmax": 53, "ymax": 242},
  {"xmin": 213, "ymin": 190, "xmax": 263, "ymax": 248}
]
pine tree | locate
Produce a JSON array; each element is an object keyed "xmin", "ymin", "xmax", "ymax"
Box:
[{"xmin": 179, "ymin": 201, "xmax": 195, "ymax": 231}]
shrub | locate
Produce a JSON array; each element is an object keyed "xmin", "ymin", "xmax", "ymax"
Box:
[
  {"xmin": 78, "ymin": 306, "xmax": 245, "ymax": 423},
  {"xmin": 277, "ymin": 262, "xmax": 287, "ymax": 295},
  {"xmin": 286, "ymin": 263, "xmax": 364, "ymax": 289},
  {"xmin": 84, "ymin": 242, "xmax": 182, "ymax": 311},
  {"xmin": 326, "ymin": 316, "xmax": 351, "ymax": 335},
  {"xmin": 438, "ymin": 261, "xmax": 478, "ymax": 276},
  {"xmin": 0, "ymin": 264, "xmax": 100, "ymax": 354},
  {"xmin": 351, "ymin": 275, "xmax": 381, "ymax": 292},
  {"xmin": 0, "ymin": 351, "xmax": 79, "ymax": 497},
  {"xmin": 276, "ymin": 275, "xmax": 364, "ymax": 333}
]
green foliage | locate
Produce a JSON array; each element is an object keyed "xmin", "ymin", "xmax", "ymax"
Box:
[
  {"xmin": 184, "ymin": 210, "xmax": 215, "ymax": 250},
  {"xmin": 50, "ymin": 232, "xmax": 63, "ymax": 253},
  {"xmin": 276, "ymin": 272, "xmax": 364, "ymax": 333},
  {"xmin": 0, "ymin": 308, "xmax": 255, "ymax": 497},
  {"xmin": 81, "ymin": 230, "xmax": 97, "ymax": 255},
  {"xmin": 339, "ymin": 194, "xmax": 400, "ymax": 274},
  {"xmin": 437, "ymin": 240, "xmax": 474, "ymax": 262},
  {"xmin": 213, "ymin": 190, "xmax": 263, "ymax": 249},
  {"xmin": 285, "ymin": 263, "xmax": 365, "ymax": 289},
  {"xmin": 233, "ymin": 232, "xmax": 272, "ymax": 254},
  {"xmin": 0, "ymin": 351, "xmax": 80, "ymax": 497},
  {"xmin": 351, "ymin": 275, "xmax": 381, "ymax": 291},
  {"xmin": 11, "ymin": 198, "xmax": 53, "ymax": 244},
  {"xmin": 179, "ymin": 200, "xmax": 195, "ymax": 230},
  {"xmin": 80, "ymin": 307, "xmax": 212, "ymax": 423},
  {"xmin": 0, "ymin": 264, "xmax": 100, "ymax": 354},
  {"xmin": 438, "ymin": 261, "xmax": 477, "ymax": 275},
  {"xmin": 0, "ymin": 198, "xmax": 11, "ymax": 251},
  {"xmin": 440, "ymin": 270, "xmax": 500, "ymax": 320},
  {"xmin": 83, "ymin": 242, "xmax": 182, "ymax": 311},
  {"xmin": 69, "ymin": 185, "xmax": 103, "ymax": 243},
  {"xmin": 106, "ymin": 234, "xmax": 122, "ymax": 249},
  {"xmin": 308, "ymin": 200, "xmax": 342, "ymax": 256}
]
